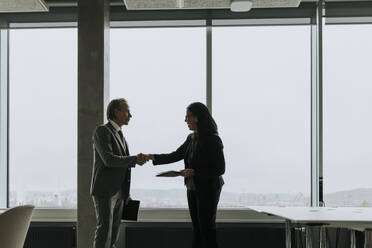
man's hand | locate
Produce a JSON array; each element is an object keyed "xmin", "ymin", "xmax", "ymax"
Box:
[
  {"xmin": 136, "ymin": 153, "xmax": 149, "ymax": 166},
  {"xmin": 180, "ymin": 169, "xmax": 195, "ymax": 178},
  {"xmin": 125, "ymin": 196, "xmax": 132, "ymax": 205}
]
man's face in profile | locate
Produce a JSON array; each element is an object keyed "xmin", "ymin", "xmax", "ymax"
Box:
[{"xmin": 114, "ymin": 102, "xmax": 132, "ymax": 126}]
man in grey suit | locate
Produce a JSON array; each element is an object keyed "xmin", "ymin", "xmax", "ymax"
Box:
[{"xmin": 91, "ymin": 98, "xmax": 148, "ymax": 248}]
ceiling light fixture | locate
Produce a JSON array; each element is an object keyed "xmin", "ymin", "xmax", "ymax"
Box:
[
  {"xmin": 230, "ymin": 0, "xmax": 253, "ymax": 12},
  {"xmin": 0, "ymin": 0, "xmax": 48, "ymax": 13}
]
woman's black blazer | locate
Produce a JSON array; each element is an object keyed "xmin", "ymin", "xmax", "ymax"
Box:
[{"xmin": 153, "ymin": 133, "xmax": 225, "ymax": 191}]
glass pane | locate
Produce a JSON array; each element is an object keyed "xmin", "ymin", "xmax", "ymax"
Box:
[
  {"xmin": 9, "ymin": 29, "xmax": 77, "ymax": 208},
  {"xmin": 213, "ymin": 26, "xmax": 311, "ymax": 207},
  {"xmin": 110, "ymin": 28, "xmax": 205, "ymax": 208},
  {"xmin": 324, "ymin": 24, "xmax": 372, "ymax": 207}
]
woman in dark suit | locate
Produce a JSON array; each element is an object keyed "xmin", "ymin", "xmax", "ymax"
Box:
[{"xmin": 148, "ymin": 102, "xmax": 225, "ymax": 248}]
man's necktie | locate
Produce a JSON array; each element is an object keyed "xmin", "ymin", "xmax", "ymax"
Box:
[{"xmin": 118, "ymin": 130, "xmax": 127, "ymax": 153}]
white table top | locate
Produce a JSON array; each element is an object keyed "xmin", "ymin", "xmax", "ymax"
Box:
[{"xmin": 248, "ymin": 206, "xmax": 372, "ymax": 230}]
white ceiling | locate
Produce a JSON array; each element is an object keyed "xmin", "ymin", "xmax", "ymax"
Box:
[
  {"xmin": 123, "ymin": 0, "xmax": 302, "ymax": 10},
  {"xmin": 0, "ymin": 0, "xmax": 48, "ymax": 13},
  {"xmin": 0, "ymin": 0, "xmax": 369, "ymax": 14}
]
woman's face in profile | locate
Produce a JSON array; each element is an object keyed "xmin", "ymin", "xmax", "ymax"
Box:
[{"xmin": 185, "ymin": 110, "xmax": 198, "ymax": 131}]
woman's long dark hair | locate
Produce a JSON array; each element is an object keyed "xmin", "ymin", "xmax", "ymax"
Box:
[{"xmin": 187, "ymin": 102, "xmax": 218, "ymax": 135}]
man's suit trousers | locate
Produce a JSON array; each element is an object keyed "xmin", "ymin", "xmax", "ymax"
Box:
[{"xmin": 92, "ymin": 191, "xmax": 123, "ymax": 248}]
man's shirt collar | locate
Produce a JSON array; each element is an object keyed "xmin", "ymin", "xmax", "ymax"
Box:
[{"xmin": 109, "ymin": 119, "xmax": 121, "ymax": 132}]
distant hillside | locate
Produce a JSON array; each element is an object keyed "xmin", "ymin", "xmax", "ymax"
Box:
[
  {"xmin": 324, "ymin": 188, "xmax": 372, "ymax": 207},
  {"xmin": 132, "ymin": 188, "xmax": 372, "ymax": 207},
  {"xmin": 9, "ymin": 187, "xmax": 372, "ymax": 208}
]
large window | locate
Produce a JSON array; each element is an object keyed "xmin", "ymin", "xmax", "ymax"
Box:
[
  {"xmin": 213, "ymin": 26, "xmax": 311, "ymax": 207},
  {"xmin": 110, "ymin": 28, "xmax": 206, "ymax": 207},
  {"xmin": 9, "ymin": 29, "xmax": 77, "ymax": 208},
  {"xmin": 324, "ymin": 24, "xmax": 372, "ymax": 207},
  {"xmin": 5, "ymin": 24, "xmax": 315, "ymax": 210}
]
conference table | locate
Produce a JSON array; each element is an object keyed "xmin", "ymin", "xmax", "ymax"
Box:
[{"xmin": 248, "ymin": 206, "xmax": 372, "ymax": 248}]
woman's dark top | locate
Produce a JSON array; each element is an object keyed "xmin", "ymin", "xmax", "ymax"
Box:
[{"xmin": 153, "ymin": 132, "xmax": 225, "ymax": 191}]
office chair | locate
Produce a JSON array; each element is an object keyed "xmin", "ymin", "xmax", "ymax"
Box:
[{"xmin": 0, "ymin": 205, "xmax": 34, "ymax": 248}]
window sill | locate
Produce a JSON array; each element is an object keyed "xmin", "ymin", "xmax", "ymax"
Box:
[{"xmin": 2, "ymin": 208, "xmax": 283, "ymax": 223}]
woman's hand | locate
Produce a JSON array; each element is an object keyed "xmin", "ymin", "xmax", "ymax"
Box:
[
  {"xmin": 147, "ymin": 154, "xmax": 155, "ymax": 160},
  {"xmin": 180, "ymin": 169, "xmax": 195, "ymax": 178}
]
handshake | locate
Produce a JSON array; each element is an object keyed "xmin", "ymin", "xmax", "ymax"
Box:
[{"xmin": 135, "ymin": 153, "xmax": 154, "ymax": 166}]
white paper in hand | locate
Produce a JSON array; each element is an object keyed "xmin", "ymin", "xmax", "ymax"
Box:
[{"xmin": 156, "ymin": 170, "xmax": 182, "ymax": 177}]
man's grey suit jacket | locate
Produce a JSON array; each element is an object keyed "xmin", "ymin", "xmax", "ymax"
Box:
[{"xmin": 90, "ymin": 122, "xmax": 137, "ymax": 199}]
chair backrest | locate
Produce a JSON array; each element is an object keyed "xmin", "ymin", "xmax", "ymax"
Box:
[{"xmin": 0, "ymin": 205, "xmax": 35, "ymax": 248}]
